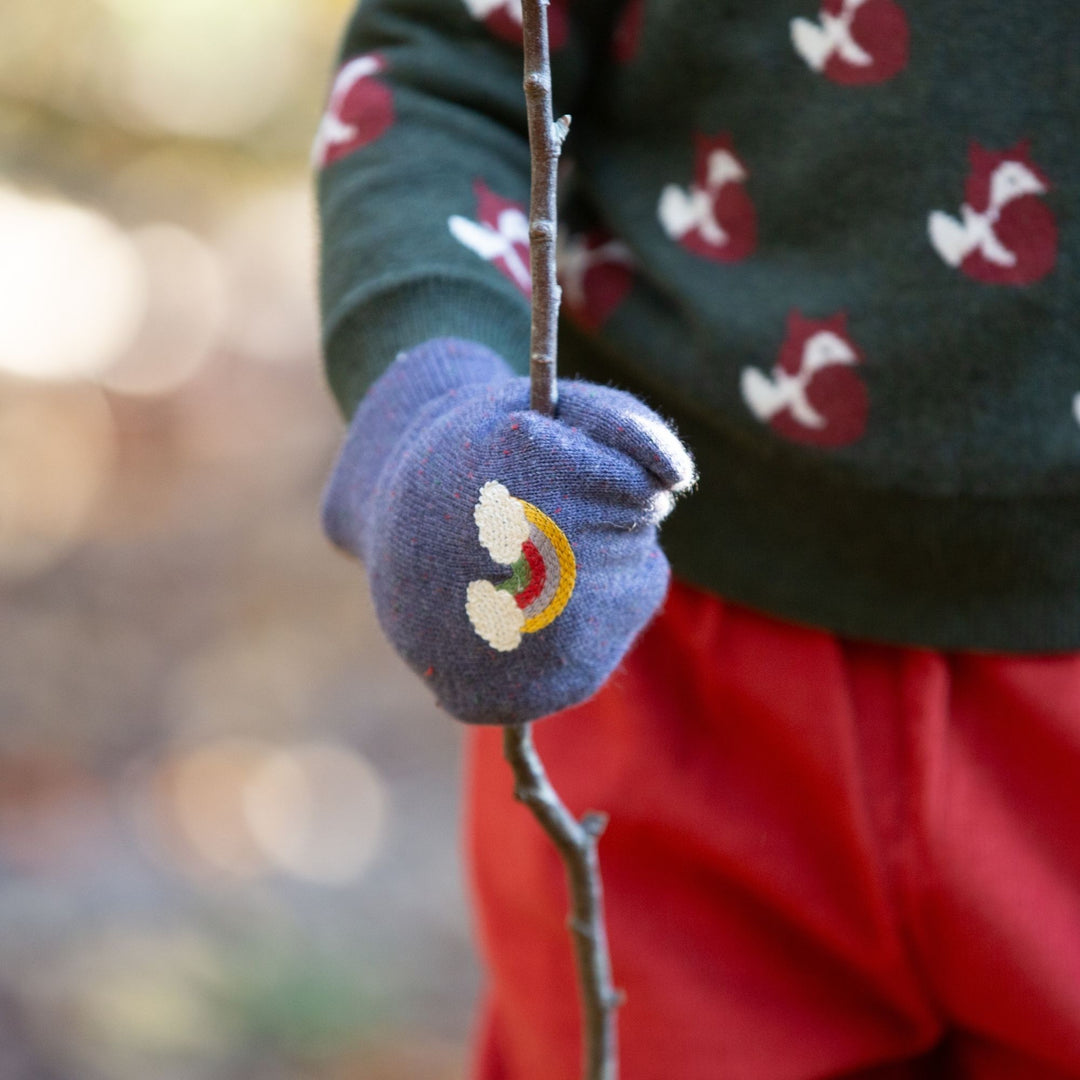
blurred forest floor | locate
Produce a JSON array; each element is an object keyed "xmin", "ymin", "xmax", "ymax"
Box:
[{"xmin": 0, "ymin": 1, "xmax": 480, "ymax": 1077}]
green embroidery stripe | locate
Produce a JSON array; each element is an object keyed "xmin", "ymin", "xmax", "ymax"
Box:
[{"xmin": 495, "ymin": 552, "xmax": 531, "ymax": 597}]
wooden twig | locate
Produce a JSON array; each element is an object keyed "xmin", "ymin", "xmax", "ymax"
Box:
[
  {"xmin": 521, "ymin": 0, "xmax": 564, "ymax": 418},
  {"xmin": 501, "ymin": 4, "xmax": 622, "ymax": 1079},
  {"xmin": 502, "ymin": 725, "xmax": 621, "ymax": 1080}
]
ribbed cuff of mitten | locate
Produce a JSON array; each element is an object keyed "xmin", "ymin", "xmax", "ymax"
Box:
[
  {"xmin": 355, "ymin": 337, "xmax": 514, "ymax": 438},
  {"xmin": 323, "ymin": 275, "xmax": 530, "ymax": 418}
]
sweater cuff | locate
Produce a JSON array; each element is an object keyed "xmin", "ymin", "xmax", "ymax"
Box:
[{"xmin": 323, "ymin": 274, "xmax": 531, "ymax": 419}]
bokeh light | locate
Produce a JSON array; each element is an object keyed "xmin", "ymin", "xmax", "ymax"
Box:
[
  {"xmin": 0, "ymin": 0, "xmax": 477, "ymax": 1075},
  {"xmin": 217, "ymin": 184, "xmax": 321, "ymax": 367},
  {"xmin": 244, "ymin": 742, "xmax": 386, "ymax": 885},
  {"xmin": 0, "ymin": 187, "xmax": 145, "ymax": 382},
  {"xmin": 99, "ymin": 0, "xmax": 303, "ymax": 139},
  {"xmin": 0, "ymin": 378, "xmax": 115, "ymax": 579},
  {"xmin": 154, "ymin": 738, "xmax": 273, "ymax": 881},
  {"xmin": 100, "ymin": 223, "xmax": 226, "ymax": 396},
  {"xmin": 136, "ymin": 739, "xmax": 386, "ymax": 887},
  {"xmin": 18, "ymin": 930, "xmax": 236, "ymax": 1078}
]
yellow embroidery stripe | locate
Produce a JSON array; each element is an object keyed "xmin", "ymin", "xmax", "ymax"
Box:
[{"xmin": 519, "ymin": 499, "xmax": 576, "ymax": 634}]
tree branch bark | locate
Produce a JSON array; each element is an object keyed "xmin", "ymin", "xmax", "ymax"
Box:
[
  {"xmin": 521, "ymin": 0, "xmax": 562, "ymax": 417},
  {"xmin": 501, "ymin": 4, "xmax": 622, "ymax": 1079},
  {"xmin": 502, "ymin": 725, "xmax": 621, "ymax": 1080}
]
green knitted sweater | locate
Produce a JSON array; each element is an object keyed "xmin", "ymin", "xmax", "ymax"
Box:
[{"xmin": 316, "ymin": 0, "xmax": 1080, "ymax": 652}]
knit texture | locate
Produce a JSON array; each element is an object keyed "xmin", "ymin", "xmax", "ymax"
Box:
[
  {"xmin": 323, "ymin": 338, "xmax": 696, "ymax": 723},
  {"xmin": 316, "ymin": 0, "xmax": 1080, "ymax": 651}
]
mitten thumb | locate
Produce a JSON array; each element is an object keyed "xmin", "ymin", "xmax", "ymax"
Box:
[{"xmin": 322, "ymin": 338, "xmax": 515, "ymax": 558}]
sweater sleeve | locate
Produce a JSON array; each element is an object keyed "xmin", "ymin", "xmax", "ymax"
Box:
[{"xmin": 315, "ymin": 0, "xmax": 615, "ymax": 418}]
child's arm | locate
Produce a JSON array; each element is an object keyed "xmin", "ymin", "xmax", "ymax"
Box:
[
  {"xmin": 316, "ymin": 0, "xmax": 613, "ymax": 417},
  {"xmin": 317, "ymin": 1, "xmax": 696, "ymax": 725}
]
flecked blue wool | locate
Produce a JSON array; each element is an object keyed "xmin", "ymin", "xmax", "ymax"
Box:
[{"xmin": 322, "ymin": 338, "xmax": 695, "ymax": 724}]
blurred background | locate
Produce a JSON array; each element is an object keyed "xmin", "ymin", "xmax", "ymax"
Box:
[{"xmin": 0, "ymin": 1, "xmax": 479, "ymax": 1077}]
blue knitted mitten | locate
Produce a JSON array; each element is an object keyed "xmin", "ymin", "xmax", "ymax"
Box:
[{"xmin": 323, "ymin": 338, "xmax": 695, "ymax": 724}]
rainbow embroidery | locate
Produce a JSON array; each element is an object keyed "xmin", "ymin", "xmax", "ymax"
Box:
[{"xmin": 466, "ymin": 481, "xmax": 576, "ymax": 651}]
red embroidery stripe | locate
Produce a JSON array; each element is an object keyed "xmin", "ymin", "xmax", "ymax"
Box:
[{"xmin": 515, "ymin": 540, "xmax": 547, "ymax": 610}]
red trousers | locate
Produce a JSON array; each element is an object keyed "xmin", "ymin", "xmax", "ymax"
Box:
[{"xmin": 464, "ymin": 581, "xmax": 1080, "ymax": 1079}]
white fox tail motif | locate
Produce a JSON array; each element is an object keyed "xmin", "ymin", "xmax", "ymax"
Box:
[
  {"xmin": 311, "ymin": 55, "xmax": 384, "ymax": 166},
  {"xmin": 928, "ymin": 207, "xmax": 1017, "ymax": 268},
  {"xmin": 463, "ymin": 0, "xmax": 522, "ymax": 21},
  {"xmin": 741, "ymin": 367, "xmax": 828, "ymax": 430},
  {"xmin": 658, "ymin": 185, "xmax": 728, "ymax": 246},
  {"xmin": 791, "ymin": 0, "xmax": 873, "ymax": 72},
  {"xmin": 449, "ymin": 209, "xmax": 532, "ymax": 291},
  {"xmin": 658, "ymin": 147, "xmax": 747, "ymax": 247},
  {"xmin": 741, "ymin": 329, "xmax": 859, "ymax": 431}
]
